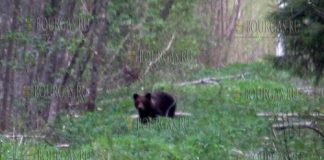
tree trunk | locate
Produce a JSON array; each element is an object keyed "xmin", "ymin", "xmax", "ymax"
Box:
[
  {"xmin": 87, "ymin": 0, "xmax": 109, "ymax": 111},
  {"xmin": 0, "ymin": 0, "xmax": 19, "ymax": 132}
]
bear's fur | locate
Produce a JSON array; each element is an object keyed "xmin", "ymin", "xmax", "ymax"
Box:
[{"xmin": 133, "ymin": 92, "xmax": 176, "ymax": 123}]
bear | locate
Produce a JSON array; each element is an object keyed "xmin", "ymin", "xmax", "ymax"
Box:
[{"xmin": 133, "ymin": 91, "xmax": 176, "ymax": 123}]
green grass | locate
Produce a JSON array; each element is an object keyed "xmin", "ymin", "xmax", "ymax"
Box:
[{"xmin": 0, "ymin": 60, "xmax": 323, "ymax": 160}]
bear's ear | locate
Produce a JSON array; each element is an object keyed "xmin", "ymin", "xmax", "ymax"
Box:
[
  {"xmin": 145, "ymin": 93, "xmax": 151, "ymax": 100},
  {"xmin": 133, "ymin": 93, "xmax": 139, "ymax": 100}
]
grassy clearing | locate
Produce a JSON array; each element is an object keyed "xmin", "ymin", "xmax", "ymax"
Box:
[{"xmin": 0, "ymin": 60, "xmax": 323, "ymax": 160}]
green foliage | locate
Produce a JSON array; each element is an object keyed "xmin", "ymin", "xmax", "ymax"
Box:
[{"xmin": 269, "ymin": 0, "xmax": 324, "ymax": 85}]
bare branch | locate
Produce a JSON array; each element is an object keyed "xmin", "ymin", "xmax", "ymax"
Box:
[{"xmin": 144, "ymin": 33, "xmax": 176, "ymax": 75}]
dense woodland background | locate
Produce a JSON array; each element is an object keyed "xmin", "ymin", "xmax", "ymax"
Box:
[
  {"xmin": 0, "ymin": 0, "xmax": 323, "ymax": 159},
  {"xmin": 0, "ymin": 0, "xmax": 245, "ymax": 133}
]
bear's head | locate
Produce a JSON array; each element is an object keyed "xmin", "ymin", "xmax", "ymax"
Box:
[{"xmin": 133, "ymin": 93, "xmax": 152, "ymax": 111}]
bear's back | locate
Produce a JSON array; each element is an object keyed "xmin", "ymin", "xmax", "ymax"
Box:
[{"xmin": 151, "ymin": 92, "xmax": 176, "ymax": 116}]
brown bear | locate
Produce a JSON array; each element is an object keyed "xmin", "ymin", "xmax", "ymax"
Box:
[{"xmin": 133, "ymin": 92, "xmax": 176, "ymax": 123}]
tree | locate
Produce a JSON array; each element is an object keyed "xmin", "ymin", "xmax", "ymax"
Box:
[
  {"xmin": 270, "ymin": 0, "xmax": 324, "ymax": 85},
  {"xmin": 0, "ymin": 0, "xmax": 20, "ymax": 132},
  {"xmin": 197, "ymin": 0, "xmax": 241, "ymax": 67}
]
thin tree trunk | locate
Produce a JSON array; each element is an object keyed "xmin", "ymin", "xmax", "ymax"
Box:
[
  {"xmin": 87, "ymin": 0, "xmax": 109, "ymax": 111},
  {"xmin": 220, "ymin": 0, "xmax": 224, "ymax": 36},
  {"xmin": 62, "ymin": 40, "xmax": 84, "ymax": 85},
  {"xmin": 44, "ymin": 0, "xmax": 64, "ymax": 126},
  {"xmin": 0, "ymin": 0, "xmax": 19, "ymax": 132},
  {"xmin": 73, "ymin": 0, "xmax": 98, "ymax": 88}
]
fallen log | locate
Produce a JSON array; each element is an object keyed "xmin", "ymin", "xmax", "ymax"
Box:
[
  {"xmin": 177, "ymin": 72, "xmax": 250, "ymax": 86},
  {"xmin": 272, "ymin": 121, "xmax": 324, "ymax": 138},
  {"xmin": 257, "ymin": 112, "xmax": 324, "ymax": 118}
]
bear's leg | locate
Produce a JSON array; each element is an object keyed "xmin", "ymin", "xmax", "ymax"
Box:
[
  {"xmin": 167, "ymin": 104, "xmax": 176, "ymax": 117},
  {"xmin": 140, "ymin": 117, "xmax": 149, "ymax": 123}
]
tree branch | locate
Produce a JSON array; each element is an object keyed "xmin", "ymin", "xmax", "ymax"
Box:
[{"xmin": 144, "ymin": 33, "xmax": 176, "ymax": 75}]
